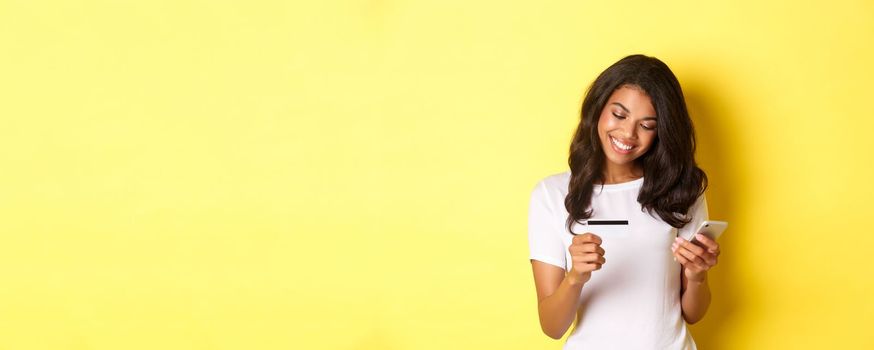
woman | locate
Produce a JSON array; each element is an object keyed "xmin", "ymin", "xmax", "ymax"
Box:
[{"xmin": 528, "ymin": 54, "xmax": 721, "ymax": 349}]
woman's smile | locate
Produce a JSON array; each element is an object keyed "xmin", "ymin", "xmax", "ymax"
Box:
[{"xmin": 609, "ymin": 135, "xmax": 636, "ymax": 154}]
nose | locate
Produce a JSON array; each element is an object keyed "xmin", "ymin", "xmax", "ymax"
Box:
[{"xmin": 619, "ymin": 118, "xmax": 637, "ymax": 139}]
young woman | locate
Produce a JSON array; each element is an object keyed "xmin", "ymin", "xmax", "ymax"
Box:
[{"xmin": 527, "ymin": 54, "xmax": 721, "ymax": 349}]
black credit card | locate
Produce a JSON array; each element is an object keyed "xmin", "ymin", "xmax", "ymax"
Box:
[
  {"xmin": 570, "ymin": 219, "xmax": 629, "ymax": 235},
  {"xmin": 585, "ymin": 220, "xmax": 629, "ymax": 225}
]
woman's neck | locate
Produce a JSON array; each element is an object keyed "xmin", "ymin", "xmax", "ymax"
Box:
[{"xmin": 601, "ymin": 163, "xmax": 643, "ymax": 184}]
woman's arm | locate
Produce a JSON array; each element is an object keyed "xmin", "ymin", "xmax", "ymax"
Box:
[
  {"xmin": 531, "ymin": 233, "xmax": 605, "ymax": 339},
  {"xmin": 672, "ymin": 234, "xmax": 720, "ymax": 324},
  {"xmin": 679, "ymin": 268, "xmax": 711, "ymax": 324},
  {"xmin": 530, "ymin": 261, "xmax": 585, "ymax": 339}
]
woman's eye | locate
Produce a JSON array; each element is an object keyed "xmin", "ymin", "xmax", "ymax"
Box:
[
  {"xmin": 612, "ymin": 112, "xmax": 625, "ymax": 119},
  {"xmin": 641, "ymin": 123, "xmax": 656, "ymax": 131}
]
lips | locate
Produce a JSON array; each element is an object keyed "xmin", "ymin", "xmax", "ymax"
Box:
[{"xmin": 609, "ymin": 136, "xmax": 636, "ymax": 154}]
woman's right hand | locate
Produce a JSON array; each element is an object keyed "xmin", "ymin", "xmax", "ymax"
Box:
[{"xmin": 567, "ymin": 233, "xmax": 605, "ymax": 285}]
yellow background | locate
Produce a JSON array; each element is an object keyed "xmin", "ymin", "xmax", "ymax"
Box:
[{"xmin": 1, "ymin": 1, "xmax": 872, "ymax": 349}]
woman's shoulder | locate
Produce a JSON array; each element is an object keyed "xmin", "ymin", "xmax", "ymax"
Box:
[
  {"xmin": 534, "ymin": 170, "xmax": 571, "ymax": 191},
  {"xmin": 530, "ymin": 170, "xmax": 571, "ymax": 205}
]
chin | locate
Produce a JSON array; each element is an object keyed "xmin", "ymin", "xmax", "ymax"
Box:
[{"xmin": 605, "ymin": 155, "xmax": 635, "ymax": 166}]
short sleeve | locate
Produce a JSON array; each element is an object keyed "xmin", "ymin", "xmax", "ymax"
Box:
[
  {"xmin": 677, "ymin": 193, "xmax": 709, "ymax": 241},
  {"xmin": 527, "ymin": 180, "xmax": 567, "ymax": 270}
]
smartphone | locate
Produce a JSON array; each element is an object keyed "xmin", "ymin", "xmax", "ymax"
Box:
[{"xmin": 690, "ymin": 220, "xmax": 728, "ymax": 243}]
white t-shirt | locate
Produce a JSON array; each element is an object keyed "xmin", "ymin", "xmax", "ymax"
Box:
[{"xmin": 528, "ymin": 170, "xmax": 707, "ymax": 349}]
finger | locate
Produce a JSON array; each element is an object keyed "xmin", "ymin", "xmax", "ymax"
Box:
[
  {"xmin": 581, "ymin": 243, "xmax": 603, "ymax": 253},
  {"xmin": 581, "ymin": 233, "xmax": 602, "ymax": 245},
  {"xmin": 681, "ymin": 242, "xmax": 718, "ymax": 267},
  {"xmin": 572, "ymin": 234, "xmax": 589, "ymax": 245},
  {"xmin": 569, "ymin": 246, "xmax": 597, "ymax": 257},
  {"xmin": 572, "ymin": 235, "xmax": 584, "ymax": 245},
  {"xmin": 578, "ymin": 252, "xmax": 605, "ymax": 264},
  {"xmin": 575, "ymin": 261, "xmax": 602, "ymax": 272},
  {"xmin": 572, "ymin": 252, "xmax": 595, "ymax": 263},
  {"xmin": 675, "ymin": 251, "xmax": 707, "ymax": 272},
  {"xmin": 676, "ymin": 238, "xmax": 705, "ymax": 256},
  {"xmin": 676, "ymin": 245, "xmax": 707, "ymax": 266},
  {"xmin": 674, "ymin": 251, "xmax": 690, "ymax": 265},
  {"xmin": 699, "ymin": 251, "xmax": 718, "ymax": 267},
  {"xmin": 693, "ymin": 234, "xmax": 720, "ymax": 251},
  {"xmin": 574, "ymin": 258, "xmax": 605, "ymax": 270},
  {"xmin": 568, "ymin": 246, "xmax": 581, "ymax": 256}
]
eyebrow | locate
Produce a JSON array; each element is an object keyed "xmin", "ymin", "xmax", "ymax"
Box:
[{"xmin": 611, "ymin": 102, "xmax": 657, "ymax": 120}]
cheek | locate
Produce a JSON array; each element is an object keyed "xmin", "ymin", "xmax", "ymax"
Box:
[
  {"xmin": 598, "ymin": 114, "xmax": 616, "ymax": 129},
  {"xmin": 596, "ymin": 115, "xmax": 607, "ymax": 132},
  {"xmin": 596, "ymin": 116, "xmax": 610, "ymax": 138},
  {"xmin": 639, "ymin": 134, "xmax": 657, "ymax": 151},
  {"xmin": 597, "ymin": 116, "xmax": 618, "ymax": 138}
]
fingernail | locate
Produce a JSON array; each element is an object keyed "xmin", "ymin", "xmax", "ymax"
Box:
[
  {"xmin": 696, "ymin": 234, "xmax": 705, "ymax": 241},
  {"xmin": 673, "ymin": 257, "xmax": 677, "ymax": 262}
]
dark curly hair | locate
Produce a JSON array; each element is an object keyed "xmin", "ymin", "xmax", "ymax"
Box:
[{"xmin": 565, "ymin": 54, "xmax": 707, "ymax": 234}]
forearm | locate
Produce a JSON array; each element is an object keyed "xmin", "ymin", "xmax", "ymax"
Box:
[
  {"xmin": 681, "ymin": 274, "xmax": 711, "ymax": 324},
  {"xmin": 537, "ymin": 274, "xmax": 585, "ymax": 339}
]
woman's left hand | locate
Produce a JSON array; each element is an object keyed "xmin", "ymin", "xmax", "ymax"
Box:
[{"xmin": 672, "ymin": 233, "xmax": 720, "ymax": 282}]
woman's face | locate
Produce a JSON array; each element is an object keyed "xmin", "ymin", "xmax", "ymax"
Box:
[{"xmin": 597, "ymin": 85, "xmax": 658, "ymax": 169}]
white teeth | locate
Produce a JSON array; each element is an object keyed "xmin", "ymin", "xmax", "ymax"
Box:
[{"xmin": 611, "ymin": 136, "xmax": 633, "ymax": 151}]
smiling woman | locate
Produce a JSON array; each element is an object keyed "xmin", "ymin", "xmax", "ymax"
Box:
[
  {"xmin": 528, "ymin": 55, "xmax": 718, "ymax": 349},
  {"xmin": 598, "ymin": 86, "xmax": 658, "ymax": 171}
]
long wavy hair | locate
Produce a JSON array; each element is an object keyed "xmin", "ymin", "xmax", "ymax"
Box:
[{"xmin": 565, "ymin": 54, "xmax": 707, "ymax": 234}]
